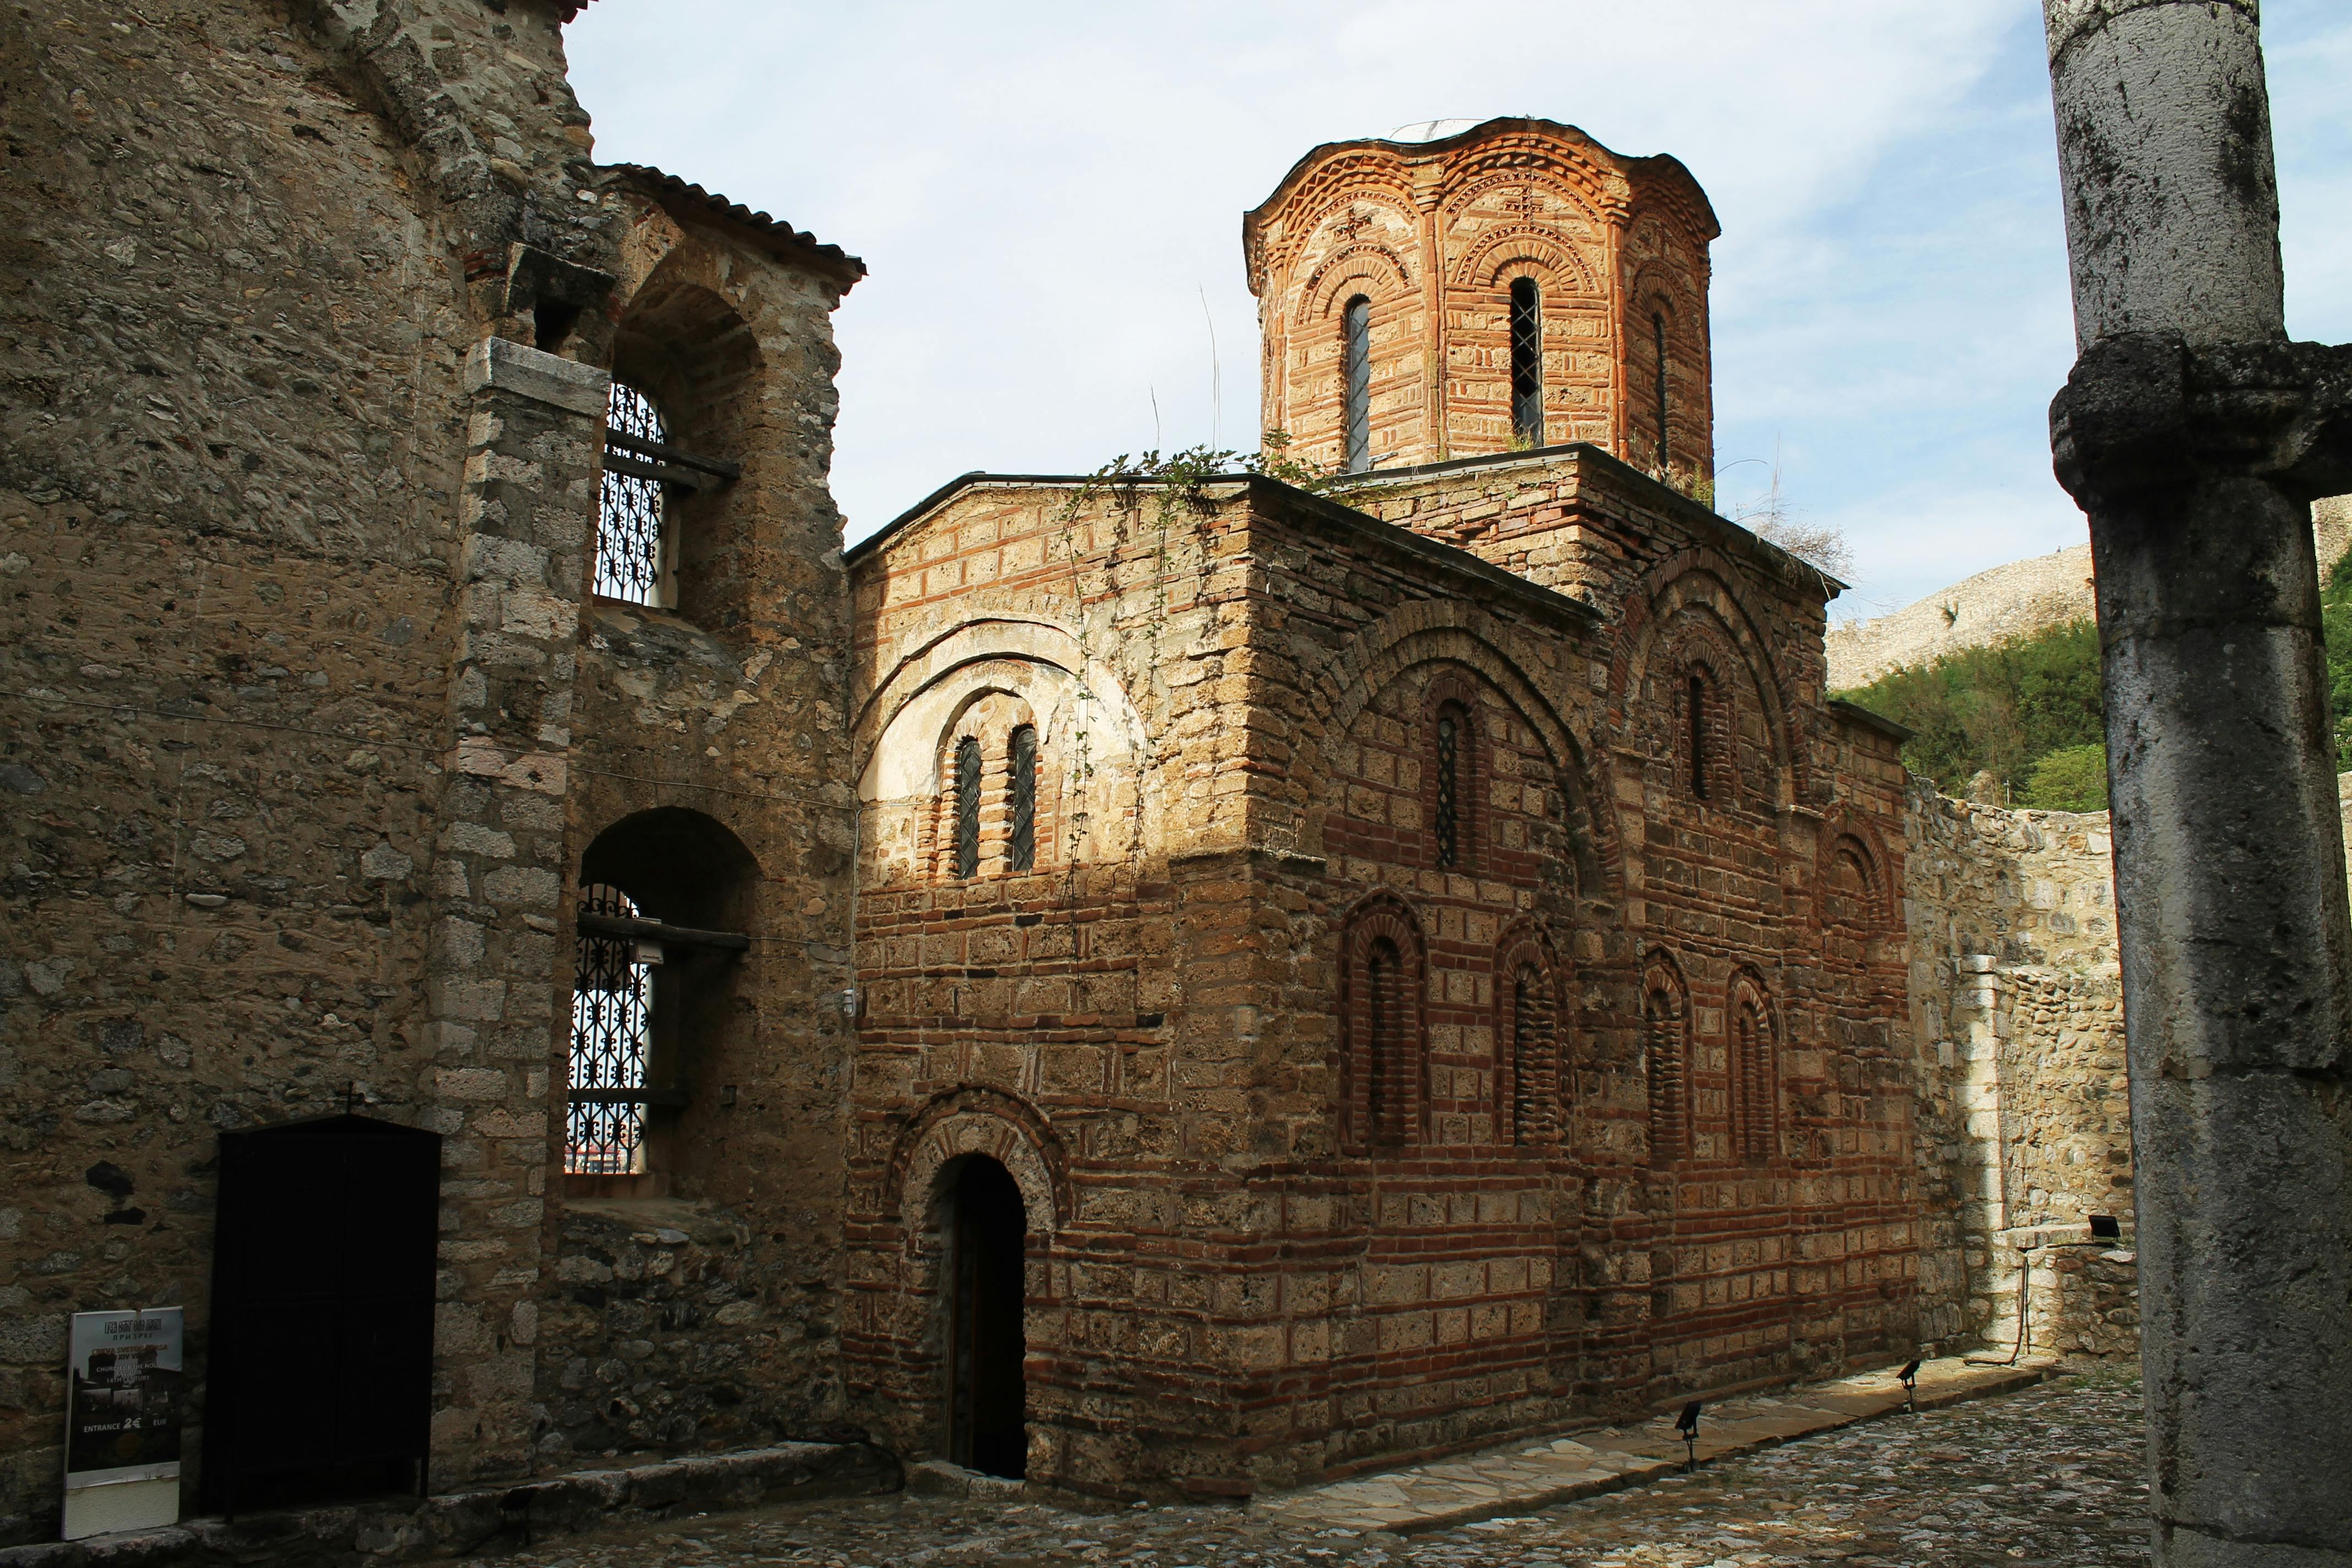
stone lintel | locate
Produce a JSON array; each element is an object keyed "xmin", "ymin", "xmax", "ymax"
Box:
[{"xmin": 464, "ymin": 335, "xmax": 611, "ymax": 418}]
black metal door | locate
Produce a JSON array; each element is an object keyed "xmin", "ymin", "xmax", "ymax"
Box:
[{"xmin": 200, "ymin": 1113, "xmax": 440, "ymax": 1512}]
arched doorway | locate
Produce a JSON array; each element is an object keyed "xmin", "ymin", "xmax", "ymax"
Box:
[{"xmin": 945, "ymin": 1156, "xmax": 1026, "ymax": 1477}]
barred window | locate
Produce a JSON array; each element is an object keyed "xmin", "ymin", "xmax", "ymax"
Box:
[
  {"xmin": 954, "ymin": 736, "xmax": 983, "ymax": 880},
  {"xmin": 1510, "ymin": 278, "xmax": 1543, "ymax": 447},
  {"xmin": 1434, "ymin": 710, "xmax": 1461, "ymax": 869},
  {"xmin": 597, "ymin": 381, "xmax": 668, "ymax": 605},
  {"xmin": 1342, "ymin": 294, "xmax": 1372, "ymax": 474},
  {"xmin": 1009, "ymin": 726, "xmax": 1037, "ymax": 873},
  {"xmin": 567, "ymin": 883, "xmax": 653, "ymax": 1175},
  {"xmin": 1687, "ymin": 674, "xmax": 1710, "ymax": 801},
  {"xmin": 1366, "ymin": 936, "xmax": 1406, "ymax": 1145},
  {"xmin": 1651, "ymin": 311, "xmax": 1670, "ymax": 472},
  {"xmin": 1511, "ymin": 964, "xmax": 1555, "ymax": 1144}
]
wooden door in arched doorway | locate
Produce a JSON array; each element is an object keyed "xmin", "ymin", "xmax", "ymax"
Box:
[{"xmin": 947, "ymin": 1156, "xmax": 1027, "ymax": 1477}]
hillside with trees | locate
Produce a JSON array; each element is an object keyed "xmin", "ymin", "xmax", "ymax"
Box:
[{"xmin": 1832, "ymin": 549, "xmax": 2352, "ymax": 812}]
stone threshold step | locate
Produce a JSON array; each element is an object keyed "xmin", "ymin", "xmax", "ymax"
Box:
[
  {"xmin": 1251, "ymin": 1354, "xmax": 2062, "ymax": 1537},
  {"xmin": 0, "ymin": 1440, "xmax": 895, "ymax": 1568}
]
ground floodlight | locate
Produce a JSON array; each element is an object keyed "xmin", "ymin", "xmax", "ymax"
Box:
[
  {"xmin": 1675, "ymin": 1401, "xmax": 1702, "ymax": 1470},
  {"xmin": 1898, "ymin": 1357, "xmax": 1921, "ymax": 1414}
]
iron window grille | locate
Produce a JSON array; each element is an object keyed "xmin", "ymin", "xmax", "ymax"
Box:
[
  {"xmin": 1342, "ymin": 294, "xmax": 1372, "ymax": 473},
  {"xmin": 1009, "ymin": 726, "xmax": 1037, "ymax": 873},
  {"xmin": 1509, "ymin": 278, "xmax": 1543, "ymax": 446},
  {"xmin": 954, "ymin": 736, "xmax": 983, "ymax": 879},
  {"xmin": 1434, "ymin": 712, "xmax": 1460, "ymax": 868},
  {"xmin": 1652, "ymin": 311, "xmax": 1670, "ymax": 472},
  {"xmin": 596, "ymin": 380, "xmax": 743, "ymax": 608},
  {"xmin": 567, "ymin": 883, "xmax": 653, "ymax": 1175}
]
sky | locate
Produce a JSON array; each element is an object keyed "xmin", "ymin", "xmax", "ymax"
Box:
[{"xmin": 568, "ymin": 2, "xmax": 2352, "ymax": 623}]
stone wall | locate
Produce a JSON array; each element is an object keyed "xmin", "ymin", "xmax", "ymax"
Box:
[
  {"xmin": 1903, "ymin": 783, "xmax": 2135, "ymax": 1363},
  {"xmin": 0, "ymin": 0, "xmax": 859, "ymax": 1541}
]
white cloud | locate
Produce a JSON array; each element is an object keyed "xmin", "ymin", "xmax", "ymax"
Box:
[{"xmin": 567, "ymin": 0, "xmax": 2352, "ymax": 594}]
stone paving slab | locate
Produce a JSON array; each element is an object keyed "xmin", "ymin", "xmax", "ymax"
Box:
[{"xmin": 1252, "ymin": 1354, "xmax": 2061, "ymax": 1535}]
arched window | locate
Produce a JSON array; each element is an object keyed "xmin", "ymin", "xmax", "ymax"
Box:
[
  {"xmin": 1732, "ymin": 987, "xmax": 1776, "ymax": 1163},
  {"xmin": 1651, "ymin": 311, "xmax": 1670, "ymax": 471},
  {"xmin": 953, "ymin": 736, "xmax": 983, "ymax": 880},
  {"xmin": 1685, "ymin": 672, "xmax": 1711, "ymax": 802},
  {"xmin": 1009, "ymin": 725, "xmax": 1038, "ymax": 873},
  {"xmin": 1645, "ymin": 968, "xmax": 1687, "ymax": 1164},
  {"xmin": 1433, "ymin": 704, "xmax": 1464, "ymax": 869},
  {"xmin": 1342, "ymin": 895, "xmax": 1424, "ymax": 1151},
  {"xmin": 1509, "ymin": 962, "xmax": 1557, "ymax": 1145},
  {"xmin": 1509, "ymin": 277, "xmax": 1543, "ymax": 447},
  {"xmin": 568, "ymin": 883, "xmax": 654, "ymax": 1175},
  {"xmin": 1342, "ymin": 294, "xmax": 1372, "ymax": 475},
  {"xmin": 1366, "ymin": 937, "xmax": 1406, "ymax": 1145},
  {"xmin": 597, "ymin": 380, "xmax": 670, "ymax": 606}
]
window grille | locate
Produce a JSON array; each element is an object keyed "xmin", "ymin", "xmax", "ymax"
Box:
[
  {"xmin": 1736, "ymin": 999, "xmax": 1774, "ymax": 1161},
  {"xmin": 1366, "ymin": 936, "xmax": 1406, "ymax": 1144},
  {"xmin": 1512, "ymin": 966, "xmax": 1552, "ymax": 1144},
  {"xmin": 567, "ymin": 883, "xmax": 652, "ymax": 1175},
  {"xmin": 954, "ymin": 736, "xmax": 982, "ymax": 879},
  {"xmin": 1687, "ymin": 674, "xmax": 1709, "ymax": 801},
  {"xmin": 1510, "ymin": 278, "xmax": 1543, "ymax": 445},
  {"xmin": 1009, "ymin": 726, "xmax": 1037, "ymax": 873},
  {"xmin": 1434, "ymin": 712, "xmax": 1460, "ymax": 868},
  {"xmin": 1647, "ymin": 988, "xmax": 1684, "ymax": 1162},
  {"xmin": 597, "ymin": 381, "xmax": 668, "ymax": 605},
  {"xmin": 1342, "ymin": 295, "xmax": 1372, "ymax": 474},
  {"xmin": 1651, "ymin": 312, "xmax": 1670, "ymax": 471}
]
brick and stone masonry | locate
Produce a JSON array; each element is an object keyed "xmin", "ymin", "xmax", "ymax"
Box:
[{"xmin": 0, "ymin": 9, "xmax": 2175, "ymax": 1547}]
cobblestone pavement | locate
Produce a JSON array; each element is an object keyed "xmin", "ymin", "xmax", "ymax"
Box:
[{"xmin": 510, "ymin": 1372, "xmax": 2148, "ymax": 1568}]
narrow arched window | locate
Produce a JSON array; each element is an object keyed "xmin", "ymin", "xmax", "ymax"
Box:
[
  {"xmin": 953, "ymin": 736, "xmax": 982, "ymax": 880},
  {"xmin": 1342, "ymin": 294, "xmax": 1372, "ymax": 474},
  {"xmin": 1735, "ymin": 995, "xmax": 1776, "ymax": 1163},
  {"xmin": 1651, "ymin": 311, "xmax": 1670, "ymax": 471},
  {"xmin": 1686, "ymin": 674, "xmax": 1709, "ymax": 801},
  {"xmin": 1009, "ymin": 725, "xmax": 1038, "ymax": 873},
  {"xmin": 1510, "ymin": 278, "xmax": 1543, "ymax": 447},
  {"xmin": 598, "ymin": 380, "xmax": 669, "ymax": 605},
  {"xmin": 1646, "ymin": 983, "xmax": 1685, "ymax": 1164},
  {"xmin": 1433, "ymin": 708, "xmax": 1462, "ymax": 869},
  {"xmin": 1367, "ymin": 935, "xmax": 1405, "ymax": 1145},
  {"xmin": 1510, "ymin": 964, "xmax": 1554, "ymax": 1145}
]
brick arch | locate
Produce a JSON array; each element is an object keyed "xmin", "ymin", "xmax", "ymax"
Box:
[
  {"xmin": 1299, "ymin": 243, "xmax": 1416, "ymax": 327},
  {"xmin": 890, "ymin": 1086, "xmax": 1069, "ymax": 1239},
  {"xmin": 1641, "ymin": 949, "xmax": 1691, "ymax": 1166},
  {"xmin": 854, "ymin": 615, "xmax": 1090, "ymax": 772},
  {"xmin": 1816, "ymin": 813, "xmax": 1894, "ymax": 930},
  {"xmin": 1295, "ymin": 603, "xmax": 1617, "ymax": 901},
  {"xmin": 1453, "ymin": 228, "xmax": 1603, "ymax": 295},
  {"xmin": 1438, "ymin": 157, "xmax": 1614, "ymax": 233},
  {"xmin": 1338, "ymin": 890, "xmax": 1428, "ymax": 1151},
  {"xmin": 1613, "ymin": 552, "xmax": 1800, "ymax": 805},
  {"xmin": 1658, "ymin": 620, "xmax": 1743, "ymax": 808},
  {"xmin": 1494, "ymin": 917, "xmax": 1566, "ymax": 1148}
]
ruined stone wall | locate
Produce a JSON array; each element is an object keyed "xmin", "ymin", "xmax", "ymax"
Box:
[
  {"xmin": 1902, "ymin": 784, "xmax": 2133, "ymax": 1360},
  {"xmin": 0, "ymin": 0, "xmax": 859, "ymax": 1539}
]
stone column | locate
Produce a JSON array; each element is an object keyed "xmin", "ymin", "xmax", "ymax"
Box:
[
  {"xmin": 422, "ymin": 338, "xmax": 606, "ymax": 1484},
  {"xmin": 2041, "ymin": 3, "xmax": 2352, "ymax": 1562}
]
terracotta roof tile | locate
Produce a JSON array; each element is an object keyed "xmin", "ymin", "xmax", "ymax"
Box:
[{"xmin": 607, "ymin": 163, "xmax": 867, "ymax": 288}]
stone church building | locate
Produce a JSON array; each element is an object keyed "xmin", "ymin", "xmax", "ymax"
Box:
[{"xmin": 1, "ymin": 0, "xmax": 2129, "ymax": 1541}]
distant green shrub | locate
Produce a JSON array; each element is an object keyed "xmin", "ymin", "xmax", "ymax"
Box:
[
  {"xmin": 2019, "ymin": 743, "xmax": 2109, "ymax": 812},
  {"xmin": 1834, "ymin": 544, "xmax": 2352, "ymax": 798}
]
